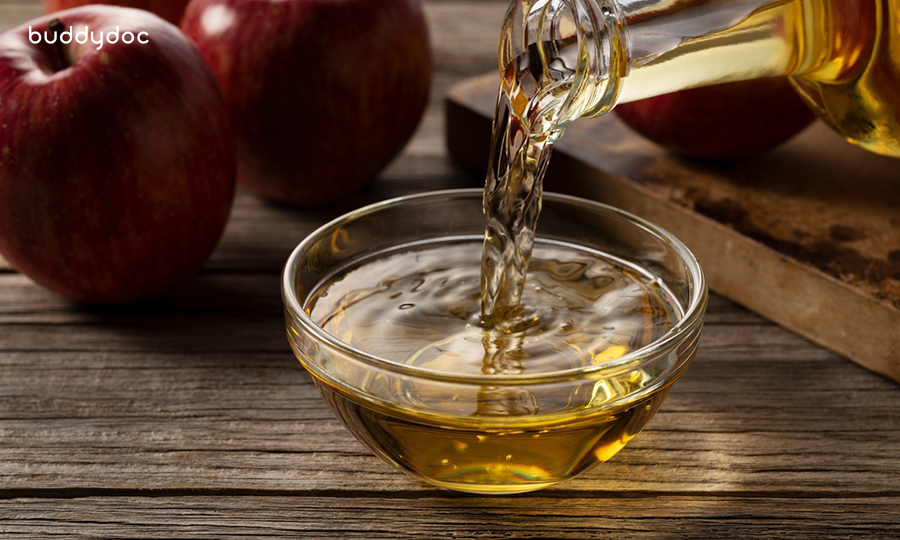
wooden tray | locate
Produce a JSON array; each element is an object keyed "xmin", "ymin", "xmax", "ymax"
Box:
[{"xmin": 446, "ymin": 73, "xmax": 900, "ymax": 383}]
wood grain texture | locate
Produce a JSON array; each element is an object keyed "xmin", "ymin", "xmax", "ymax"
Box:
[
  {"xmin": 2, "ymin": 276, "xmax": 898, "ymax": 497},
  {"xmin": 1, "ymin": 0, "xmax": 899, "ymax": 537},
  {"xmin": 2, "ymin": 496, "xmax": 899, "ymax": 538}
]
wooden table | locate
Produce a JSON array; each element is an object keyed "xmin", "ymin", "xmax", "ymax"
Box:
[{"xmin": 2, "ymin": 1, "xmax": 898, "ymax": 537}]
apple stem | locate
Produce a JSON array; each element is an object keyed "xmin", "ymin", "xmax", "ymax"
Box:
[{"xmin": 48, "ymin": 19, "xmax": 69, "ymax": 71}]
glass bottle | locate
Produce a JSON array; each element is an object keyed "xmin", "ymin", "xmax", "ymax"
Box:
[{"xmin": 500, "ymin": 0, "xmax": 900, "ymax": 157}]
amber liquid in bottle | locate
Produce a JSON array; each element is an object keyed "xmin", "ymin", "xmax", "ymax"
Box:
[
  {"xmin": 495, "ymin": 0, "xmax": 900, "ymax": 156},
  {"xmin": 613, "ymin": 0, "xmax": 900, "ymax": 157}
]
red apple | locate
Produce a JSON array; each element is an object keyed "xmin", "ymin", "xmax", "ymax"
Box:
[
  {"xmin": 181, "ymin": 0, "xmax": 432, "ymax": 207},
  {"xmin": 0, "ymin": 6, "xmax": 235, "ymax": 303},
  {"xmin": 614, "ymin": 77, "xmax": 817, "ymax": 160},
  {"xmin": 45, "ymin": 0, "xmax": 191, "ymax": 25}
]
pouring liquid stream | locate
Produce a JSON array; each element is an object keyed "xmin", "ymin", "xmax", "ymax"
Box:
[
  {"xmin": 301, "ymin": 0, "xmax": 690, "ymax": 491},
  {"xmin": 480, "ymin": 0, "xmax": 900, "ymax": 354},
  {"xmin": 291, "ymin": 0, "xmax": 900, "ymax": 492}
]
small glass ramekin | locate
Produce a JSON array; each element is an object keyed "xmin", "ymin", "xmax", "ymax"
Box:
[{"xmin": 282, "ymin": 189, "xmax": 707, "ymax": 494}]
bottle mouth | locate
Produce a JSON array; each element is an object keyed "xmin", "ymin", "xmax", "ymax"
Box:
[
  {"xmin": 568, "ymin": 0, "xmax": 629, "ymax": 118},
  {"xmin": 282, "ymin": 189, "xmax": 707, "ymax": 389},
  {"xmin": 495, "ymin": 0, "xmax": 629, "ymax": 134}
]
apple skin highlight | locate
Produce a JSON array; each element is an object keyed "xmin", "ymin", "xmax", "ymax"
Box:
[
  {"xmin": 181, "ymin": 0, "xmax": 432, "ymax": 207},
  {"xmin": 0, "ymin": 6, "xmax": 235, "ymax": 303}
]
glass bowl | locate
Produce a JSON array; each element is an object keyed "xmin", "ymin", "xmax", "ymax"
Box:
[{"xmin": 282, "ymin": 189, "xmax": 707, "ymax": 494}]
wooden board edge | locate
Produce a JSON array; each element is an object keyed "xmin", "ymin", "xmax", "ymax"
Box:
[{"xmin": 444, "ymin": 73, "xmax": 900, "ymax": 383}]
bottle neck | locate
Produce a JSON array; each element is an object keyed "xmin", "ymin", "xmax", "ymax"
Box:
[
  {"xmin": 612, "ymin": 0, "xmax": 806, "ymax": 104},
  {"xmin": 499, "ymin": 1, "xmax": 900, "ymax": 157},
  {"xmin": 499, "ymin": 0, "xmax": 812, "ymax": 124},
  {"xmin": 500, "ymin": 0, "xmax": 808, "ymax": 127},
  {"xmin": 498, "ymin": 0, "xmax": 628, "ymax": 129}
]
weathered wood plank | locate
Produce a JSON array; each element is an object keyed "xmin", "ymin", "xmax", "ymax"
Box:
[
  {"xmin": 1, "ymin": 271, "xmax": 898, "ymax": 494},
  {"xmin": 1, "ymin": 496, "xmax": 899, "ymax": 538},
  {"xmin": 0, "ymin": 0, "xmax": 897, "ymax": 536}
]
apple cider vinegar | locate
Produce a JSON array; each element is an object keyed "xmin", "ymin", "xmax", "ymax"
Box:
[
  {"xmin": 617, "ymin": 0, "xmax": 900, "ymax": 157},
  {"xmin": 494, "ymin": 0, "xmax": 900, "ymax": 158},
  {"xmin": 481, "ymin": 0, "xmax": 899, "ymax": 349},
  {"xmin": 283, "ymin": 0, "xmax": 779, "ymax": 494},
  {"xmin": 305, "ymin": 239, "xmax": 682, "ymax": 492}
]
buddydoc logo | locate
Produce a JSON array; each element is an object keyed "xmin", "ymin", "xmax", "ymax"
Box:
[{"xmin": 30, "ymin": 24, "xmax": 148, "ymax": 50}]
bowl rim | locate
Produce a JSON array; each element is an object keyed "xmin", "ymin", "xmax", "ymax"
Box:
[{"xmin": 281, "ymin": 188, "xmax": 708, "ymax": 386}]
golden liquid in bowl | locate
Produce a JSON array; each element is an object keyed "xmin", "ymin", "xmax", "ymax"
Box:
[{"xmin": 302, "ymin": 239, "xmax": 688, "ymax": 493}]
